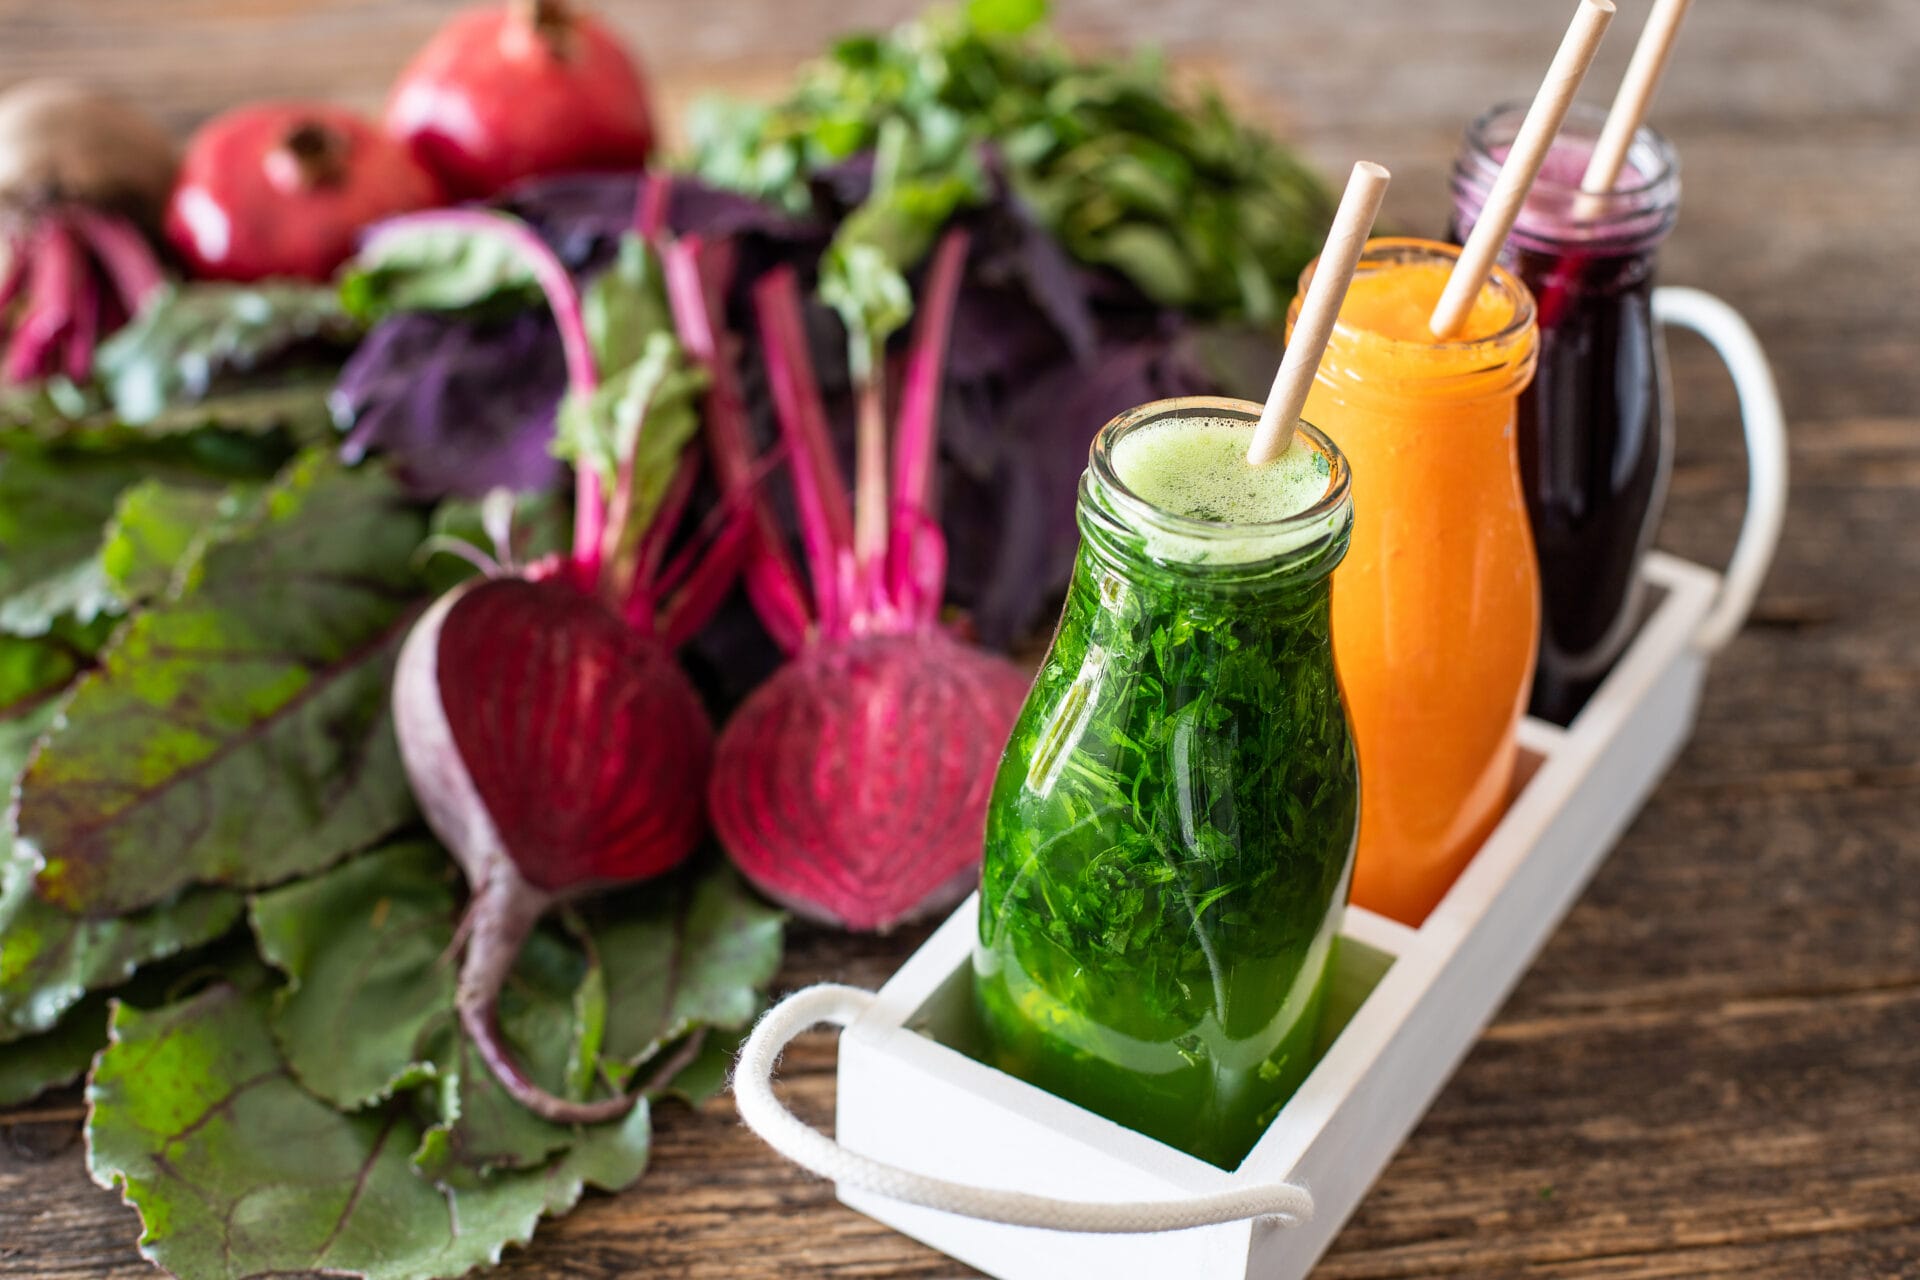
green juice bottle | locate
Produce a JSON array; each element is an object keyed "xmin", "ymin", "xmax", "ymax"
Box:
[{"xmin": 974, "ymin": 396, "xmax": 1360, "ymax": 1171}]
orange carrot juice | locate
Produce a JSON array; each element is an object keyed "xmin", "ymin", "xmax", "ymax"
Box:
[{"xmin": 1287, "ymin": 238, "xmax": 1540, "ymax": 926}]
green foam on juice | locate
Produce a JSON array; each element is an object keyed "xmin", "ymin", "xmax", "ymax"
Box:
[{"xmin": 1109, "ymin": 415, "xmax": 1336, "ymax": 564}]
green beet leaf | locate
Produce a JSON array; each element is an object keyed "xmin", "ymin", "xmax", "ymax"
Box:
[
  {"xmin": 94, "ymin": 282, "xmax": 360, "ymax": 425},
  {"xmin": 595, "ymin": 867, "xmax": 785, "ymax": 1067},
  {"xmin": 580, "ymin": 232, "xmax": 677, "ymax": 375},
  {"xmin": 643, "ymin": 1029, "xmax": 739, "ymax": 1107},
  {"xmin": 0, "ymin": 851, "xmax": 243, "ymax": 1043},
  {"xmin": 0, "ymin": 643, "xmax": 244, "ymax": 1044},
  {"xmin": 422, "ymin": 490, "xmax": 571, "ymax": 593},
  {"xmin": 0, "ymin": 991, "xmax": 106, "ymax": 1106},
  {"xmin": 688, "ymin": 6, "xmax": 1333, "ymax": 323},
  {"xmin": 0, "ymin": 633, "xmax": 82, "ymax": 728},
  {"xmin": 818, "ymin": 118, "xmax": 985, "ymax": 381},
  {"xmin": 252, "ymin": 848, "xmax": 782, "ymax": 1178},
  {"xmin": 248, "ymin": 841, "xmax": 459, "ymax": 1109},
  {"xmin": 253, "ymin": 841, "xmax": 586, "ymax": 1175},
  {"xmin": 17, "ymin": 453, "xmax": 428, "ymax": 916},
  {"xmin": 86, "ymin": 983, "xmax": 652, "ymax": 1280},
  {"xmin": 340, "ymin": 221, "xmax": 541, "ymax": 323},
  {"xmin": 99, "ymin": 477, "xmax": 252, "ymax": 605},
  {"xmin": 0, "ymin": 450, "xmax": 144, "ymax": 637},
  {"xmin": 252, "ymin": 840, "xmax": 589, "ymax": 1176},
  {"xmin": 0, "ymin": 451, "xmax": 262, "ymax": 641},
  {"xmin": 0, "ymin": 940, "xmax": 278, "ymax": 1108},
  {"xmin": 550, "ymin": 233, "xmax": 706, "ymax": 565},
  {"xmin": 0, "ymin": 651, "xmax": 71, "ymax": 758}
]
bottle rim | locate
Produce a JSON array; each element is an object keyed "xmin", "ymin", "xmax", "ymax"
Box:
[
  {"xmin": 1084, "ymin": 396, "xmax": 1353, "ymax": 573},
  {"xmin": 1456, "ymin": 100, "xmax": 1680, "ymax": 250},
  {"xmin": 1298, "ymin": 237, "xmax": 1538, "ymax": 359}
]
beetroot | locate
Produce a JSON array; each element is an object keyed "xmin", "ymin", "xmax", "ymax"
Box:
[
  {"xmin": 0, "ymin": 80, "xmax": 174, "ymax": 383},
  {"xmin": 703, "ymin": 233, "xmax": 1032, "ymax": 931},
  {"xmin": 383, "ymin": 204, "xmax": 739, "ymax": 1121},
  {"xmin": 386, "ymin": 0, "xmax": 655, "ymax": 201},
  {"xmin": 711, "ymin": 635, "xmax": 1030, "ymax": 927},
  {"xmin": 166, "ymin": 102, "xmax": 442, "ymax": 283}
]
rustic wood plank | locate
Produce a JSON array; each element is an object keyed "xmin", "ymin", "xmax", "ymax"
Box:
[{"xmin": 3, "ymin": 0, "xmax": 1918, "ymax": 1276}]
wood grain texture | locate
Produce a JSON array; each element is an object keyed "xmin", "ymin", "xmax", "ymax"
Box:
[{"xmin": 3, "ymin": 0, "xmax": 1919, "ymax": 1276}]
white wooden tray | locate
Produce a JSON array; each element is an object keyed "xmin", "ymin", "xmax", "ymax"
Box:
[{"xmin": 734, "ymin": 288, "xmax": 1788, "ymax": 1280}]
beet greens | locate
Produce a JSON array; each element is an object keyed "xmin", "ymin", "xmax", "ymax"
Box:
[
  {"xmin": 706, "ymin": 232, "xmax": 1032, "ymax": 931},
  {"xmin": 381, "ymin": 204, "xmax": 745, "ymax": 1121}
]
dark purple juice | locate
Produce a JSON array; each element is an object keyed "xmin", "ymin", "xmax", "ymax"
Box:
[{"xmin": 1450, "ymin": 104, "xmax": 1680, "ymax": 724}]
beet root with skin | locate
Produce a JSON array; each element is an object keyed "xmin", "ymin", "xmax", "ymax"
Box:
[
  {"xmin": 710, "ymin": 632, "xmax": 1030, "ymax": 932},
  {"xmin": 393, "ymin": 574, "xmax": 712, "ymax": 1121},
  {"xmin": 0, "ymin": 80, "xmax": 174, "ymax": 383}
]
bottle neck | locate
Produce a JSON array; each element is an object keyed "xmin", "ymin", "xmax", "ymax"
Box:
[
  {"xmin": 1290, "ymin": 238, "xmax": 1538, "ymax": 407},
  {"xmin": 1452, "ymin": 101, "xmax": 1680, "ymax": 259},
  {"xmin": 1078, "ymin": 398, "xmax": 1353, "ymax": 595}
]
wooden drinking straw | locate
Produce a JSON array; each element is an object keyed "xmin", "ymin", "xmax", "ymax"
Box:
[
  {"xmin": 1428, "ymin": 0, "xmax": 1617, "ymax": 339},
  {"xmin": 1247, "ymin": 161, "xmax": 1392, "ymax": 467},
  {"xmin": 1581, "ymin": 0, "xmax": 1694, "ymax": 193}
]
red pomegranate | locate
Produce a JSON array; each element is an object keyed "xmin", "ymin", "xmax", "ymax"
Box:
[
  {"xmin": 386, "ymin": 0, "xmax": 656, "ymax": 200},
  {"xmin": 166, "ymin": 102, "xmax": 442, "ymax": 282}
]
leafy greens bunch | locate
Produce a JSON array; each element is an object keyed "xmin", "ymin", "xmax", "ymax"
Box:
[
  {"xmin": 689, "ymin": 0, "xmax": 1335, "ymax": 325},
  {"xmin": 0, "ymin": 263, "xmax": 784, "ymax": 1280}
]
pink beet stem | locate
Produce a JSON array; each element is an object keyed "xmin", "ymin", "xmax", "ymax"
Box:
[
  {"xmin": 750, "ymin": 267, "xmax": 854, "ymax": 634},
  {"xmin": 361, "ymin": 210, "xmax": 606, "ymax": 578},
  {"xmin": 851, "ymin": 364, "xmax": 888, "ymax": 573},
  {"xmin": 892, "ymin": 232, "xmax": 970, "ymax": 524},
  {"xmin": 661, "ymin": 234, "xmax": 813, "ymax": 653},
  {"xmin": 4, "ymin": 222, "xmax": 79, "ymax": 384},
  {"xmin": 456, "ymin": 870, "xmax": 637, "ymax": 1125},
  {"xmin": 0, "ymin": 232, "xmax": 27, "ymax": 318},
  {"xmin": 887, "ymin": 233, "xmax": 975, "ymax": 617},
  {"xmin": 658, "ymin": 503, "xmax": 756, "ymax": 650},
  {"xmin": 651, "ymin": 442, "xmax": 784, "ymax": 603},
  {"xmin": 64, "ymin": 260, "xmax": 99, "ymax": 382},
  {"xmin": 635, "ymin": 173, "xmax": 671, "ymax": 240},
  {"xmin": 69, "ymin": 208, "xmax": 166, "ymax": 313},
  {"xmin": 595, "ymin": 371, "xmax": 673, "ymax": 617},
  {"xmin": 631, "ymin": 449, "xmax": 702, "ymax": 603}
]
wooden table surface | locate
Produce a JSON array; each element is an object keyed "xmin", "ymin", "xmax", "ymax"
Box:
[{"xmin": 3, "ymin": 1, "xmax": 1918, "ymax": 1277}]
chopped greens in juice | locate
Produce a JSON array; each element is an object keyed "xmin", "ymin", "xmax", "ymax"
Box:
[{"xmin": 974, "ymin": 405, "xmax": 1358, "ymax": 1170}]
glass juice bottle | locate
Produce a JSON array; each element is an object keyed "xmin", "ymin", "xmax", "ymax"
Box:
[
  {"xmin": 1449, "ymin": 102, "xmax": 1681, "ymax": 724},
  {"xmin": 974, "ymin": 398, "xmax": 1359, "ymax": 1171},
  {"xmin": 1289, "ymin": 239, "xmax": 1540, "ymax": 928}
]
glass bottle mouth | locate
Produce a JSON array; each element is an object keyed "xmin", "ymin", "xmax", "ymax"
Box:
[
  {"xmin": 1454, "ymin": 100, "xmax": 1681, "ymax": 254},
  {"xmin": 1083, "ymin": 396, "xmax": 1353, "ymax": 576},
  {"xmin": 1290, "ymin": 238, "xmax": 1538, "ymax": 403}
]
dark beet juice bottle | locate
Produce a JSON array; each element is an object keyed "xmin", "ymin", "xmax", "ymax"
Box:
[{"xmin": 1449, "ymin": 102, "xmax": 1681, "ymax": 724}]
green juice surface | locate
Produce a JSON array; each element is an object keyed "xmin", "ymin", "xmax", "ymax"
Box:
[
  {"xmin": 1113, "ymin": 416, "xmax": 1331, "ymax": 537},
  {"xmin": 974, "ymin": 415, "xmax": 1358, "ymax": 1170}
]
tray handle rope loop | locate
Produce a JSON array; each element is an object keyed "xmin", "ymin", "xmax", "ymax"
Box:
[
  {"xmin": 732, "ymin": 983, "xmax": 1316, "ymax": 1235},
  {"xmin": 1652, "ymin": 287, "xmax": 1790, "ymax": 653}
]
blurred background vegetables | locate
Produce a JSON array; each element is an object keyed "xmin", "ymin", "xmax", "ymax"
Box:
[
  {"xmin": 165, "ymin": 101, "xmax": 443, "ymax": 282},
  {"xmin": 0, "ymin": 80, "xmax": 175, "ymax": 384},
  {"xmin": 688, "ymin": 0, "xmax": 1333, "ymax": 324},
  {"xmin": 387, "ymin": 0, "xmax": 657, "ymax": 199}
]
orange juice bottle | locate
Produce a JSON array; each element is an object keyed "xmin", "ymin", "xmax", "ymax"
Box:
[{"xmin": 1287, "ymin": 238, "xmax": 1540, "ymax": 926}]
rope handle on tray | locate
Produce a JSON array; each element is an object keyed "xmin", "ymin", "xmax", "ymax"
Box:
[
  {"xmin": 1653, "ymin": 287, "xmax": 1790, "ymax": 653},
  {"xmin": 732, "ymin": 983, "xmax": 1315, "ymax": 1235}
]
